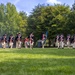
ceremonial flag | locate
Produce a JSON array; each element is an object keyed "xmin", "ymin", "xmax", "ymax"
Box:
[{"xmin": 45, "ymin": 31, "xmax": 48, "ymax": 39}]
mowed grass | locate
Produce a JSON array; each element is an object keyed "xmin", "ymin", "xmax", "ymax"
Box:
[{"xmin": 0, "ymin": 48, "xmax": 75, "ymax": 75}]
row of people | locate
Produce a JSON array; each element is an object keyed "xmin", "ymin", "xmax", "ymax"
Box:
[
  {"xmin": 0, "ymin": 33, "xmax": 22, "ymax": 49},
  {"xmin": 0, "ymin": 32, "xmax": 34, "ymax": 49},
  {"xmin": 0, "ymin": 32, "xmax": 47, "ymax": 49},
  {"xmin": 1, "ymin": 32, "xmax": 75, "ymax": 49},
  {"xmin": 55, "ymin": 34, "xmax": 75, "ymax": 48}
]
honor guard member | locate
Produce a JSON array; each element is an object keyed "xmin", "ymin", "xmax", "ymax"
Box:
[
  {"xmin": 15, "ymin": 33, "xmax": 18, "ymax": 48},
  {"xmin": 73, "ymin": 35, "xmax": 75, "ymax": 48},
  {"xmin": 15, "ymin": 32, "xmax": 22, "ymax": 48},
  {"xmin": 8, "ymin": 34, "xmax": 14, "ymax": 48},
  {"xmin": 59, "ymin": 34, "xmax": 64, "ymax": 49},
  {"xmin": 55, "ymin": 35, "xmax": 60, "ymax": 48},
  {"xmin": 24, "ymin": 37, "xmax": 29, "ymax": 48},
  {"xmin": 42, "ymin": 33, "xmax": 46, "ymax": 48},
  {"xmin": 66, "ymin": 34, "xmax": 71, "ymax": 48},
  {"xmin": 1, "ymin": 34, "xmax": 7, "ymax": 48},
  {"xmin": 30, "ymin": 32, "xmax": 34, "ymax": 49}
]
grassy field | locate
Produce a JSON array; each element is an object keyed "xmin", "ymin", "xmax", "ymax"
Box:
[{"xmin": 0, "ymin": 48, "xmax": 75, "ymax": 75}]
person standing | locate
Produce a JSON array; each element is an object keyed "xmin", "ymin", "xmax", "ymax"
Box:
[
  {"xmin": 24, "ymin": 37, "xmax": 29, "ymax": 48},
  {"xmin": 59, "ymin": 34, "xmax": 64, "ymax": 49},
  {"xmin": 15, "ymin": 33, "xmax": 18, "ymax": 48},
  {"xmin": 15, "ymin": 32, "xmax": 22, "ymax": 48},
  {"xmin": 73, "ymin": 35, "xmax": 75, "ymax": 48},
  {"xmin": 1, "ymin": 34, "xmax": 7, "ymax": 48},
  {"xmin": 55, "ymin": 35, "xmax": 60, "ymax": 48},
  {"xmin": 29, "ymin": 32, "xmax": 34, "ymax": 49},
  {"xmin": 8, "ymin": 34, "xmax": 14, "ymax": 48},
  {"xmin": 66, "ymin": 34, "xmax": 71, "ymax": 48},
  {"xmin": 42, "ymin": 33, "xmax": 46, "ymax": 48}
]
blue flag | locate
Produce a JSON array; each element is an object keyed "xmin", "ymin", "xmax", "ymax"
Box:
[{"xmin": 45, "ymin": 31, "xmax": 48, "ymax": 39}]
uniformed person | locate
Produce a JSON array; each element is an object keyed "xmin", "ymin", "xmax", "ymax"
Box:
[
  {"xmin": 15, "ymin": 32, "xmax": 22, "ymax": 48},
  {"xmin": 55, "ymin": 35, "xmax": 60, "ymax": 48},
  {"xmin": 59, "ymin": 34, "xmax": 64, "ymax": 49},
  {"xmin": 8, "ymin": 34, "xmax": 14, "ymax": 48},
  {"xmin": 1, "ymin": 34, "xmax": 7, "ymax": 48},
  {"xmin": 30, "ymin": 32, "xmax": 34, "ymax": 49},
  {"xmin": 73, "ymin": 35, "xmax": 75, "ymax": 48},
  {"xmin": 66, "ymin": 34, "xmax": 71, "ymax": 48}
]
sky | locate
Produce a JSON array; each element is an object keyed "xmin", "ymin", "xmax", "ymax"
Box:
[{"xmin": 0, "ymin": 0, "xmax": 74, "ymax": 15}]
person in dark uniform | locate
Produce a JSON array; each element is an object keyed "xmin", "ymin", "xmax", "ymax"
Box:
[
  {"xmin": 59, "ymin": 34, "xmax": 64, "ymax": 49},
  {"xmin": 73, "ymin": 35, "xmax": 75, "ymax": 48},
  {"xmin": 29, "ymin": 32, "xmax": 34, "ymax": 49},
  {"xmin": 15, "ymin": 32, "xmax": 22, "ymax": 48},
  {"xmin": 66, "ymin": 34, "xmax": 71, "ymax": 48},
  {"xmin": 55, "ymin": 35, "xmax": 60, "ymax": 48},
  {"xmin": 8, "ymin": 34, "xmax": 14, "ymax": 48},
  {"xmin": 1, "ymin": 34, "xmax": 7, "ymax": 48}
]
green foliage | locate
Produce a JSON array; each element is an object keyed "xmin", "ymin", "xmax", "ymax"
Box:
[
  {"xmin": 27, "ymin": 4, "xmax": 70, "ymax": 41},
  {"xmin": 0, "ymin": 3, "xmax": 28, "ymax": 36},
  {"xmin": 66, "ymin": 1, "xmax": 75, "ymax": 34},
  {"xmin": 19, "ymin": 11, "xmax": 28, "ymax": 37},
  {"xmin": 0, "ymin": 2, "xmax": 75, "ymax": 43}
]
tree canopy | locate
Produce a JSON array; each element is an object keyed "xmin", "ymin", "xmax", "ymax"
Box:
[
  {"xmin": 0, "ymin": 3, "xmax": 27, "ymax": 36},
  {"xmin": 0, "ymin": 2, "xmax": 75, "ymax": 43}
]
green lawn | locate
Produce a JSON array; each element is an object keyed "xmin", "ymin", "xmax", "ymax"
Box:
[{"xmin": 0, "ymin": 48, "xmax": 75, "ymax": 75}]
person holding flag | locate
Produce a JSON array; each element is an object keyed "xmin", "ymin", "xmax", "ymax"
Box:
[{"xmin": 42, "ymin": 31, "xmax": 48, "ymax": 48}]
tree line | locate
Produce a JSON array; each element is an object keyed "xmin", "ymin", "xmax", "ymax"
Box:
[{"xmin": 0, "ymin": 2, "xmax": 75, "ymax": 46}]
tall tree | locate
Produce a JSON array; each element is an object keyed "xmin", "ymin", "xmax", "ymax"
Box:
[
  {"xmin": 66, "ymin": 1, "xmax": 75, "ymax": 34},
  {"xmin": 0, "ymin": 2, "xmax": 28, "ymax": 36},
  {"xmin": 19, "ymin": 11, "xmax": 28, "ymax": 37},
  {"xmin": 0, "ymin": 3, "xmax": 6, "ymax": 35},
  {"xmin": 28, "ymin": 4, "xmax": 70, "ymax": 46}
]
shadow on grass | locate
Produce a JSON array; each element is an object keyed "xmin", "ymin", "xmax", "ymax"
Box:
[
  {"xmin": 0, "ymin": 48, "xmax": 75, "ymax": 56},
  {"xmin": 0, "ymin": 58, "xmax": 75, "ymax": 75}
]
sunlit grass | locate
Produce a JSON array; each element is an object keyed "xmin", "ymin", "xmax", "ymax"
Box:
[{"xmin": 0, "ymin": 48, "xmax": 75, "ymax": 75}]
